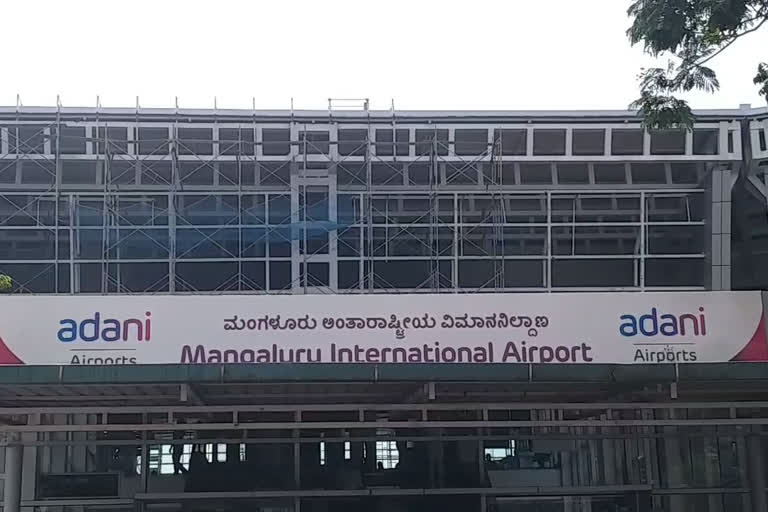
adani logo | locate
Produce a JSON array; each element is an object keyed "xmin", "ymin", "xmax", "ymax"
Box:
[
  {"xmin": 619, "ymin": 307, "xmax": 706, "ymax": 337},
  {"xmin": 57, "ymin": 312, "xmax": 152, "ymax": 343}
]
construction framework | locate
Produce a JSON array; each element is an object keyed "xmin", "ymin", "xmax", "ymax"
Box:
[{"xmin": 0, "ymin": 101, "xmax": 766, "ymax": 295}]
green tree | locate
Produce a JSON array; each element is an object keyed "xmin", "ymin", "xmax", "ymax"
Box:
[
  {"xmin": 627, "ymin": 0, "xmax": 768, "ymax": 130},
  {"xmin": 0, "ymin": 274, "xmax": 11, "ymax": 293}
]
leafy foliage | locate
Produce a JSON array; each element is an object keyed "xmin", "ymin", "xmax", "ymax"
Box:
[
  {"xmin": 631, "ymin": 91, "xmax": 696, "ymax": 130},
  {"xmin": 756, "ymin": 62, "xmax": 768, "ymax": 100},
  {"xmin": 627, "ymin": 0, "xmax": 768, "ymax": 129},
  {"xmin": 0, "ymin": 274, "xmax": 11, "ymax": 293}
]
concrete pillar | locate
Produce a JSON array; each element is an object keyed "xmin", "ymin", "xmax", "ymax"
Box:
[
  {"xmin": 3, "ymin": 433, "xmax": 23, "ymax": 512},
  {"xmin": 747, "ymin": 436, "xmax": 767, "ymax": 512}
]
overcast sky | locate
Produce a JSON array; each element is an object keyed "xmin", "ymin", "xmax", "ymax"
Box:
[{"xmin": 3, "ymin": 0, "xmax": 767, "ymax": 111}]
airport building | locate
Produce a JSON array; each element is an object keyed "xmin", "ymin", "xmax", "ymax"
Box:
[{"xmin": 0, "ymin": 102, "xmax": 767, "ymax": 512}]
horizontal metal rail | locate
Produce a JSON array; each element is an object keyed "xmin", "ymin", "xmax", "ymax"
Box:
[
  {"xmin": 4, "ymin": 417, "xmax": 768, "ymax": 434},
  {"xmin": 12, "ymin": 431, "xmax": 768, "ymax": 448},
  {"xmin": 20, "ymin": 486, "xmax": 754, "ymax": 508},
  {"xmin": 0, "ymin": 400, "xmax": 762, "ymax": 416}
]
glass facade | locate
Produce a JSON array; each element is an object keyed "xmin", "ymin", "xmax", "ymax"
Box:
[{"xmin": 0, "ymin": 112, "xmax": 750, "ymax": 294}]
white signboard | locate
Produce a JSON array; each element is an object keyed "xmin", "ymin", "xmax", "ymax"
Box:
[{"xmin": 0, "ymin": 291, "xmax": 765, "ymax": 366}]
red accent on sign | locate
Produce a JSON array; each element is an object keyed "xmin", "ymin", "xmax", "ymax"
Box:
[
  {"xmin": 731, "ymin": 313, "xmax": 768, "ymax": 362},
  {"xmin": 0, "ymin": 335, "xmax": 24, "ymax": 365}
]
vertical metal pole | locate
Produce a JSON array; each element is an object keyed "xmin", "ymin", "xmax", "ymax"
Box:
[
  {"xmin": 663, "ymin": 410, "xmax": 685, "ymax": 512},
  {"xmin": 98, "ymin": 117, "xmax": 105, "ymax": 294},
  {"xmin": 748, "ymin": 434, "xmax": 767, "ymax": 512},
  {"xmin": 365, "ymin": 120, "xmax": 373, "ymax": 292},
  {"xmin": 302, "ymin": 127, "xmax": 308, "ymax": 293},
  {"xmin": 560, "ymin": 413, "xmax": 574, "ymax": 512},
  {"xmin": 69, "ymin": 195, "xmax": 76, "ymax": 294},
  {"xmin": 546, "ymin": 191, "xmax": 552, "ymax": 290},
  {"xmin": 358, "ymin": 191, "xmax": 365, "ymax": 290},
  {"xmin": 3, "ymin": 433, "xmax": 23, "ymax": 512},
  {"xmin": 293, "ymin": 410, "xmax": 301, "ymax": 489},
  {"xmin": 640, "ymin": 191, "xmax": 646, "ymax": 290},
  {"xmin": 384, "ymin": 200, "xmax": 389, "ymax": 260},
  {"xmin": 100, "ymin": 118, "xmax": 110, "ymax": 294},
  {"xmin": 168, "ymin": 190, "xmax": 176, "ymax": 293},
  {"xmin": 570, "ymin": 194, "xmax": 576, "ymax": 255},
  {"xmin": 328, "ymin": 175, "xmax": 338, "ymax": 292},
  {"xmin": 169, "ymin": 122, "xmax": 177, "ymax": 293},
  {"xmin": 436, "ymin": 427, "xmax": 445, "ymax": 487},
  {"xmin": 493, "ymin": 132, "xmax": 506, "ymax": 289},
  {"xmin": 430, "ymin": 130, "xmax": 439, "ymax": 291},
  {"xmin": 477, "ymin": 418, "xmax": 485, "ymax": 484},
  {"xmin": 54, "ymin": 106, "xmax": 61, "ymax": 293},
  {"xmin": 101, "ymin": 119, "xmax": 112, "ymax": 294},
  {"xmin": 453, "ymin": 192, "xmax": 459, "ymax": 291},
  {"xmin": 237, "ymin": 126, "xmax": 243, "ymax": 292},
  {"xmin": 293, "ymin": 416, "xmax": 301, "ymax": 496},
  {"xmin": 601, "ymin": 412, "xmax": 616, "ymax": 485},
  {"xmin": 265, "ymin": 191, "xmax": 271, "ymax": 291},
  {"xmin": 141, "ymin": 415, "xmax": 149, "ymax": 494}
]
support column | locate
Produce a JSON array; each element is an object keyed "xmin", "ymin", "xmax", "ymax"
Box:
[
  {"xmin": 70, "ymin": 414, "xmax": 89, "ymax": 472},
  {"xmin": 601, "ymin": 414, "xmax": 616, "ymax": 485},
  {"xmin": 226, "ymin": 442, "xmax": 240, "ymax": 464},
  {"xmin": 140, "ymin": 416, "xmax": 149, "ymax": 494},
  {"xmin": 431, "ymin": 428, "xmax": 445, "ymax": 487},
  {"xmin": 663, "ymin": 410, "xmax": 686, "ymax": 512},
  {"xmin": 428, "ymin": 437, "xmax": 441, "ymax": 487},
  {"xmin": 21, "ymin": 414, "xmax": 39, "ymax": 504},
  {"xmin": 703, "ymin": 437, "xmax": 723, "ymax": 512},
  {"xmin": 363, "ymin": 440, "xmax": 376, "ymax": 472},
  {"xmin": 3, "ymin": 433, "xmax": 23, "ymax": 512},
  {"xmin": 561, "ymin": 450, "xmax": 574, "ymax": 512},
  {"xmin": 707, "ymin": 166, "xmax": 735, "ymax": 290},
  {"xmin": 351, "ymin": 441, "xmax": 363, "ymax": 468},
  {"xmin": 293, "ymin": 425, "xmax": 301, "ymax": 490},
  {"xmin": 748, "ymin": 435, "xmax": 767, "ymax": 512}
]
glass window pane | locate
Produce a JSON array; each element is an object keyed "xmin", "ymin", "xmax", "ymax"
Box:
[
  {"xmin": 611, "ymin": 129, "xmax": 643, "ymax": 155},
  {"xmin": 533, "ymin": 129, "xmax": 565, "ymax": 155}
]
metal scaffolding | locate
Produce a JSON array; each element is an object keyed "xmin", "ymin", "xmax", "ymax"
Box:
[{"xmin": 0, "ymin": 100, "xmax": 762, "ymax": 294}]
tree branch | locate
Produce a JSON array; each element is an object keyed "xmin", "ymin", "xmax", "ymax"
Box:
[{"xmin": 695, "ymin": 17, "xmax": 768, "ymax": 67}]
